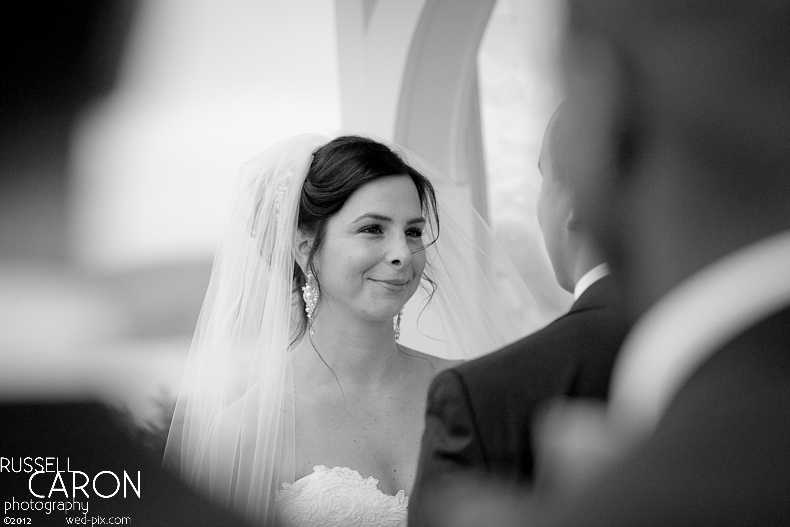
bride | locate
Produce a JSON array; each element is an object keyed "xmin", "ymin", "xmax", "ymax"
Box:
[{"xmin": 164, "ymin": 134, "xmax": 545, "ymax": 526}]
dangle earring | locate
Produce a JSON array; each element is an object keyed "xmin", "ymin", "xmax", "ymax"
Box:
[
  {"xmin": 393, "ymin": 310, "xmax": 403, "ymax": 341},
  {"xmin": 302, "ymin": 272, "xmax": 319, "ymax": 335}
]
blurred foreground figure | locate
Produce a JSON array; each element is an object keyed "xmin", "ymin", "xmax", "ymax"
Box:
[
  {"xmin": 439, "ymin": 0, "xmax": 790, "ymax": 525},
  {"xmin": 0, "ymin": 3, "xmax": 248, "ymax": 525}
]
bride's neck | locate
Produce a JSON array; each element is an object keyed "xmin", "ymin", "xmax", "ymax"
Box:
[{"xmin": 298, "ymin": 311, "xmax": 402, "ymax": 385}]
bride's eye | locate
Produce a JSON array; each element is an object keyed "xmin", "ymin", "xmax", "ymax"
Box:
[
  {"xmin": 359, "ymin": 225, "xmax": 383, "ymax": 235},
  {"xmin": 406, "ymin": 227, "xmax": 424, "ymax": 238}
]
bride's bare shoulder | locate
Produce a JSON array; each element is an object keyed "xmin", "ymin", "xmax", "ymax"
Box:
[{"xmin": 401, "ymin": 346, "xmax": 464, "ymax": 374}]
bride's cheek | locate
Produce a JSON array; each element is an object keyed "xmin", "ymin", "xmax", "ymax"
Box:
[{"xmin": 413, "ymin": 251, "xmax": 427, "ymax": 276}]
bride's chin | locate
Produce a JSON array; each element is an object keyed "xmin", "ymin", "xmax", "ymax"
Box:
[
  {"xmin": 359, "ymin": 303, "xmax": 408, "ymax": 324},
  {"xmin": 351, "ymin": 287, "xmax": 417, "ymax": 322}
]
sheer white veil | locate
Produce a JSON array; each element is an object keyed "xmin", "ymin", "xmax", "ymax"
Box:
[{"xmin": 164, "ymin": 133, "xmax": 549, "ymax": 524}]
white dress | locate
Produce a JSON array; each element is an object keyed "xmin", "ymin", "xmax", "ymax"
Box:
[{"xmin": 275, "ymin": 465, "xmax": 408, "ymax": 527}]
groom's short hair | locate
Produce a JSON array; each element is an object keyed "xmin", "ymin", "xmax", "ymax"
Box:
[
  {"xmin": 541, "ymin": 101, "xmax": 574, "ymax": 187},
  {"xmin": 542, "ymin": 98, "xmax": 600, "ymax": 205}
]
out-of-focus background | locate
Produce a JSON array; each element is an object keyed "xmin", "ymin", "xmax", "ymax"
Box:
[{"xmin": 3, "ymin": 0, "xmax": 570, "ymax": 435}]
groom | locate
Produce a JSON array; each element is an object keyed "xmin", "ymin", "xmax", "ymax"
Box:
[{"xmin": 408, "ymin": 102, "xmax": 629, "ymax": 527}]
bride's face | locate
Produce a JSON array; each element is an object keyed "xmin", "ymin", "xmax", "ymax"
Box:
[{"xmin": 313, "ymin": 175, "xmax": 427, "ymax": 323}]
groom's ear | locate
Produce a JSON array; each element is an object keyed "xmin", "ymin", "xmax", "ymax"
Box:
[
  {"xmin": 566, "ymin": 202, "xmax": 580, "ymax": 232},
  {"xmin": 294, "ymin": 230, "xmax": 314, "ymax": 273}
]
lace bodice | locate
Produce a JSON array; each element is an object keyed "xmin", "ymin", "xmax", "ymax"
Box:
[{"xmin": 275, "ymin": 465, "xmax": 408, "ymax": 527}]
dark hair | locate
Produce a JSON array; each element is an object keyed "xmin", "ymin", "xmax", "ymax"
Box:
[{"xmin": 292, "ymin": 135, "xmax": 439, "ymax": 340}]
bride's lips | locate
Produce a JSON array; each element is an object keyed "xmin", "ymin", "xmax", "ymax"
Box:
[{"xmin": 370, "ymin": 278, "xmax": 411, "ymax": 291}]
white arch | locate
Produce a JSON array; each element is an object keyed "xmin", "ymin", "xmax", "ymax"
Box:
[
  {"xmin": 395, "ymin": 0, "xmax": 496, "ymax": 218},
  {"xmin": 335, "ymin": 0, "xmax": 427, "ymax": 141},
  {"xmin": 335, "ymin": 0, "xmax": 496, "ymax": 218}
]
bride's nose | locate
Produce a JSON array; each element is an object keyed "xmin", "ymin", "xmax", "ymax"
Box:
[{"xmin": 386, "ymin": 233, "xmax": 413, "ymax": 267}]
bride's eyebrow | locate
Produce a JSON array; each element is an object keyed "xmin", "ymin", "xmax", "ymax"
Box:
[{"xmin": 352, "ymin": 213, "xmax": 425, "ymax": 224}]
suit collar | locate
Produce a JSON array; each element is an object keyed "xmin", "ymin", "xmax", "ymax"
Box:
[
  {"xmin": 574, "ymin": 263, "xmax": 610, "ymax": 300},
  {"xmin": 569, "ymin": 273, "xmax": 618, "ymax": 314}
]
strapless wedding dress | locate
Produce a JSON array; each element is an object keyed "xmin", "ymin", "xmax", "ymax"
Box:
[{"xmin": 275, "ymin": 465, "xmax": 408, "ymax": 527}]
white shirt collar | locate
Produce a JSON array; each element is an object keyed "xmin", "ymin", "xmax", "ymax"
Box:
[
  {"xmin": 573, "ymin": 263, "xmax": 611, "ymax": 300},
  {"xmin": 607, "ymin": 230, "xmax": 790, "ymax": 442}
]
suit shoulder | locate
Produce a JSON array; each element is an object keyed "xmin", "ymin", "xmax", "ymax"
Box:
[
  {"xmin": 453, "ymin": 316, "xmax": 577, "ymax": 377},
  {"xmin": 452, "ymin": 305, "xmax": 625, "ymax": 393}
]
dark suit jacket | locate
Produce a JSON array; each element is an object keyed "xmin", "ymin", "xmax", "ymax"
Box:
[
  {"xmin": 529, "ymin": 304, "xmax": 790, "ymax": 527},
  {"xmin": 0, "ymin": 401, "xmax": 251, "ymax": 527},
  {"xmin": 409, "ymin": 275, "xmax": 628, "ymax": 526}
]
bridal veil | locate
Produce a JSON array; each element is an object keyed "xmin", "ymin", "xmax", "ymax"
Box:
[{"xmin": 164, "ymin": 133, "xmax": 548, "ymax": 524}]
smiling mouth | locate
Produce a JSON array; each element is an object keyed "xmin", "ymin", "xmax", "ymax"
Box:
[{"xmin": 371, "ymin": 278, "xmax": 411, "ymax": 291}]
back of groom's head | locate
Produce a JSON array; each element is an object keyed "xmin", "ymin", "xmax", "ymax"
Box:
[
  {"xmin": 562, "ymin": 0, "xmax": 790, "ymax": 318},
  {"xmin": 538, "ymin": 100, "xmax": 606, "ymax": 293}
]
